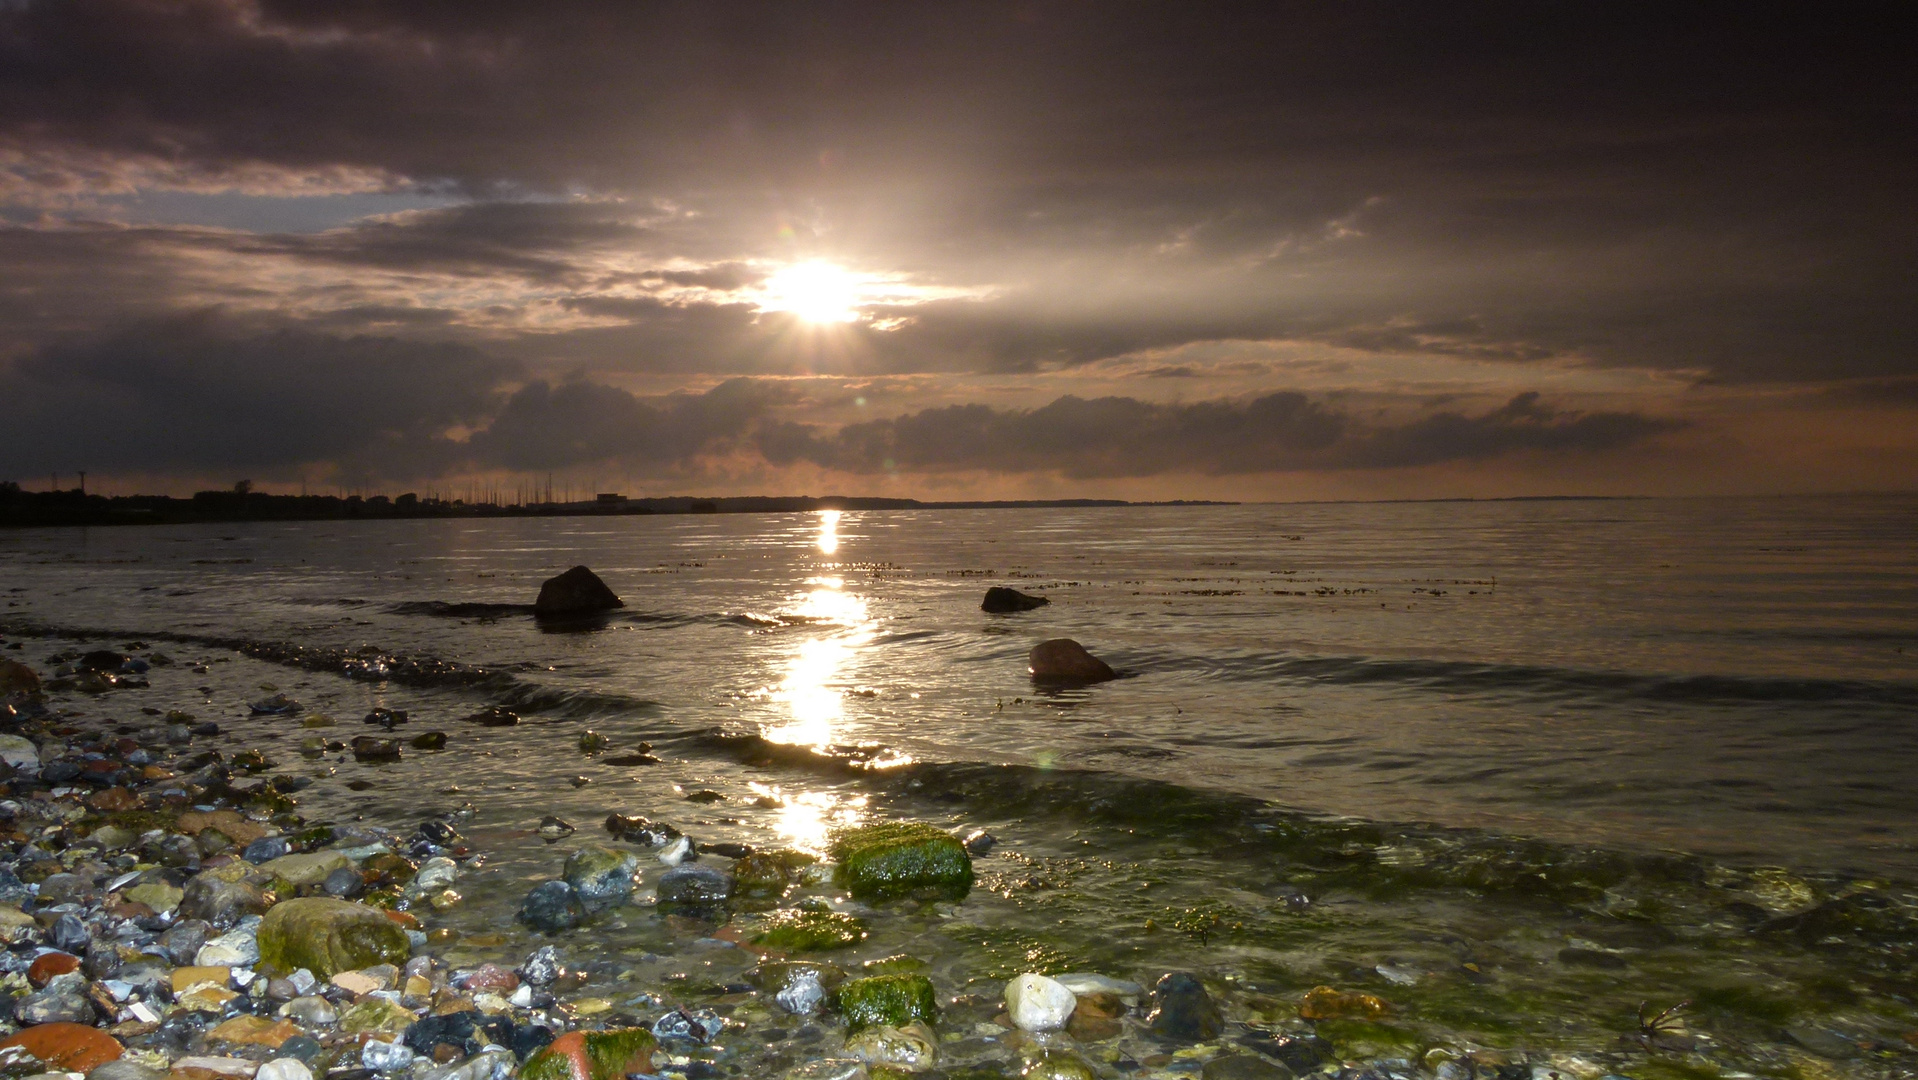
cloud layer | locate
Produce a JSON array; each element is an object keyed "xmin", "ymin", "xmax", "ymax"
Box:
[{"xmin": 1, "ymin": 2, "xmax": 1913, "ymax": 494}]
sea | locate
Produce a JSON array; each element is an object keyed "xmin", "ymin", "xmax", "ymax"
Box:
[{"xmin": 3, "ymin": 494, "xmax": 1916, "ymax": 1076}]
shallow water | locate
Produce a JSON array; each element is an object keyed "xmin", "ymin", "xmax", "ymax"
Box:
[{"xmin": 4, "ymin": 495, "xmax": 1918, "ymax": 1077}]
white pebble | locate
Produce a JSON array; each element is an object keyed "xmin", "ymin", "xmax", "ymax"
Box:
[
  {"xmin": 1005, "ymin": 972, "xmax": 1076, "ymax": 1032},
  {"xmin": 361, "ymin": 1040, "xmax": 415, "ymax": 1074},
  {"xmin": 658, "ymin": 836, "xmax": 693, "ymax": 866},
  {"xmin": 258, "ymin": 1060, "xmax": 314, "ymax": 1080}
]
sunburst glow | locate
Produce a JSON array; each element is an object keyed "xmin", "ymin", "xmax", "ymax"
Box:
[{"xmin": 761, "ymin": 261, "xmax": 863, "ymax": 323}]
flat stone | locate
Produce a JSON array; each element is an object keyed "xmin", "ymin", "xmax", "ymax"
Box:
[
  {"xmin": 176, "ymin": 811, "xmax": 269, "ymax": 846},
  {"xmin": 171, "ymin": 966, "xmax": 231, "ymax": 992},
  {"xmin": 0, "ymin": 1022, "xmax": 125, "ymax": 1073},
  {"xmin": 260, "ymin": 852, "xmax": 354, "ymax": 887},
  {"xmin": 207, "ymin": 1016, "xmax": 304, "ymax": 1049}
]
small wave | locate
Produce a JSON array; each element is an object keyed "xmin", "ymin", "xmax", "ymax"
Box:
[
  {"xmin": 1185, "ymin": 651, "xmax": 1918, "ymax": 707},
  {"xmin": 388, "ymin": 600, "xmax": 537, "ymax": 619},
  {"xmin": 0, "ymin": 616, "xmax": 660, "ymax": 717}
]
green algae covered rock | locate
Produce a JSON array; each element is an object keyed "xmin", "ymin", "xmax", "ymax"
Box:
[
  {"xmin": 257, "ymin": 897, "xmax": 410, "ymax": 977},
  {"xmin": 338, "ymin": 996, "xmax": 417, "ymax": 1036},
  {"xmin": 829, "ymin": 822, "xmax": 972, "ymax": 902},
  {"xmin": 521, "ymin": 1028, "xmax": 656, "ymax": 1080},
  {"xmin": 836, "ymin": 974, "xmax": 938, "ymax": 1031},
  {"xmin": 754, "ymin": 908, "xmax": 869, "ymax": 952}
]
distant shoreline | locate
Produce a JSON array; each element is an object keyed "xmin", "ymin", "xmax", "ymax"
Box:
[{"xmin": 0, "ymin": 488, "xmax": 1236, "ymax": 529}]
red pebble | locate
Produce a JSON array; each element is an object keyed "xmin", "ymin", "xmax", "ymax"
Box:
[{"xmin": 27, "ymin": 951, "xmax": 80, "ymax": 988}]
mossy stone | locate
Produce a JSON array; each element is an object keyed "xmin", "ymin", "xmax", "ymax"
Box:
[
  {"xmin": 257, "ymin": 897, "xmax": 410, "ymax": 977},
  {"xmin": 520, "ymin": 1028, "xmax": 657, "ymax": 1080},
  {"xmin": 337, "ymin": 996, "xmax": 417, "ymax": 1036},
  {"xmin": 829, "ymin": 822, "xmax": 972, "ymax": 902},
  {"xmin": 835, "ymin": 974, "xmax": 938, "ymax": 1031},
  {"xmin": 753, "ymin": 909, "xmax": 868, "ymax": 952}
]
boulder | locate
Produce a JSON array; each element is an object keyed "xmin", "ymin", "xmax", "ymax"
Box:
[
  {"xmin": 835, "ymin": 974, "xmax": 938, "ymax": 1032},
  {"xmin": 981, "ymin": 587, "xmax": 1049, "ymax": 613},
  {"xmin": 1028, "ymin": 638, "xmax": 1116, "ymax": 683},
  {"xmin": 830, "ymin": 821, "xmax": 973, "ymax": 902},
  {"xmin": 260, "ymin": 851, "xmax": 355, "ymax": 888},
  {"xmin": 534, "ymin": 566, "xmax": 623, "ymax": 619},
  {"xmin": 256, "ymin": 898, "xmax": 411, "ymax": 977}
]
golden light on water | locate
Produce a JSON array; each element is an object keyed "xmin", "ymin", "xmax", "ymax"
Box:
[
  {"xmin": 752, "ymin": 783, "xmax": 868, "ymax": 854},
  {"xmin": 762, "ymin": 509, "xmax": 875, "ymax": 751}
]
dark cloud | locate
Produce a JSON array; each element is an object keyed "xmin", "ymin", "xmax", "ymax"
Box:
[
  {"xmin": 761, "ymin": 390, "xmax": 1682, "ymax": 478},
  {"xmin": 465, "ymin": 376, "xmax": 793, "ymax": 472},
  {"xmin": 0, "ymin": 1, "xmax": 1913, "ymax": 493},
  {"xmin": 0, "ymin": 314, "xmax": 515, "ymax": 479}
]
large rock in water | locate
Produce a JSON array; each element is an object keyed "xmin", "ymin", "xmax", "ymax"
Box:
[
  {"xmin": 830, "ymin": 822, "xmax": 973, "ymax": 902},
  {"xmin": 534, "ymin": 566, "xmax": 623, "ymax": 619},
  {"xmin": 256, "ymin": 898, "xmax": 410, "ymax": 977},
  {"xmin": 1028, "ymin": 638, "xmax": 1116, "ymax": 683},
  {"xmin": 982, "ymin": 587, "xmax": 1048, "ymax": 613}
]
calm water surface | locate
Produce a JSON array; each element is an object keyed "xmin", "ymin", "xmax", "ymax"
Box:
[
  {"xmin": 3, "ymin": 495, "xmax": 1914, "ymax": 874},
  {"xmin": 4, "ymin": 495, "xmax": 1918, "ymax": 1076}
]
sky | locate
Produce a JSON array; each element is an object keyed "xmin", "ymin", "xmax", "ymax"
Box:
[{"xmin": 1, "ymin": 1, "xmax": 1914, "ymax": 501}]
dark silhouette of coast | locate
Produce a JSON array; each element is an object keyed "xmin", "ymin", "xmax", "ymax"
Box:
[{"xmin": 0, "ymin": 482, "xmax": 1231, "ymax": 529}]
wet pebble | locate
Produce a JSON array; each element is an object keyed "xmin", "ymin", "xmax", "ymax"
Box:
[
  {"xmin": 519, "ymin": 880, "xmax": 584, "ymax": 931},
  {"xmin": 1147, "ymin": 972, "xmax": 1223, "ymax": 1041}
]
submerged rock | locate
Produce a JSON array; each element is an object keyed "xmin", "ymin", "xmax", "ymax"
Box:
[
  {"xmin": 563, "ymin": 845, "xmax": 640, "ymax": 910},
  {"xmin": 656, "ymin": 865, "xmax": 733, "ymax": 910},
  {"xmin": 533, "ymin": 566, "xmax": 624, "ymax": 620},
  {"xmin": 1147, "ymin": 972, "xmax": 1222, "ymax": 1041},
  {"xmin": 829, "ymin": 821, "xmax": 973, "ymax": 902},
  {"xmin": 982, "ymin": 587, "xmax": 1049, "ymax": 613},
  {"xmin": 1028, "ymin": 638, "xmax": 1116, "ymax": 683},
  {"xmin": 752, "ymin": 909, "xmax": 868, "ymax": 952},
  {"xmin": 835, "ymin": 974, "xmax": 938, "ymax": 1032},
  {"xmin": 845, "ymin": 1021, "xmax": 937, "ymax": 1071},
  {"xmin": 256, "ymin": 897, "xmax": 411, "ymax": 977},
  {"xmin": 520, "ymin": 880, "xmax": 585, "ymax": 931}
]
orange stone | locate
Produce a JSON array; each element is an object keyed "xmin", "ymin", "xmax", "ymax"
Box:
[
  {"xmin": 542, "ymin": 1032, "xmax": 593, "ymax": 1080},
  {"xmin": 383, "ymin": 909, "xmax": 422, "ymax": 930},
  {"xmin": 175, "ymin": 810, "xmax": 268, "ymax": 845},
  {"xmin": 27, "ymin": 951, "xmax": 80, "ymax": 987},
  {"xmin": 0, "ymin": 1021, "xmax": 125, "ymax": 1073},
  {"xmin": 207, "ymin": 1015, "xmax": 303, "ymax": 1048},
  {"xmin": 87, "ymin": 786, "xmax": 140, "ymax": 812}
]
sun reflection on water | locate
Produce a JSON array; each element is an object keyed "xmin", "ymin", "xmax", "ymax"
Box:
[
  {"xmin": 763, "ymin": 511, "xmax": 876, "ymax": 752},
  {"xmin": 751, "ymin": 783, "xmax": 868, "ymax": 854}
]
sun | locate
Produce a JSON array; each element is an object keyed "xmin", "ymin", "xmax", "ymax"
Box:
[{"xmin": 762, "ymin": 261, "xmax": 862, "ymax": 323}]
